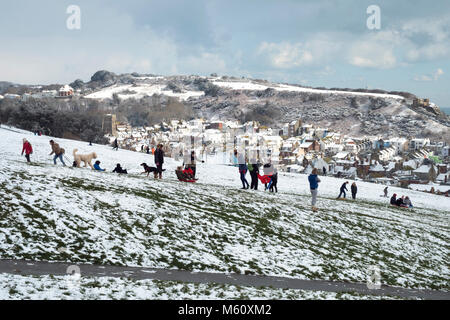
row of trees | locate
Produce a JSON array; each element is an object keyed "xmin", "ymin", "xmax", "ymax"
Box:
[{"xmin": 0, "ymin": 98, "xmax": 108, "ymax": 144}]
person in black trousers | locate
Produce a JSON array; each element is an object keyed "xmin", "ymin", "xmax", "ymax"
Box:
[
  {"xmin": 249, "ymin": 159, "xmax": 259, "ymax": 190},
  {"xmin": 154, "ymin": 144, "xmax": 164, "ymax": 179},
  {"xmin": 337, "ymin": 181, "xmax": 349, "ymax": 199},
  {"xmin": 351, "ymin": 182, "xmax": 357, "ymax": 199}
]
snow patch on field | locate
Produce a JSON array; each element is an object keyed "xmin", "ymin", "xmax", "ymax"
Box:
[{"xmin": 0, "ymin": 273, "xmax": 406, "ymax": 300}]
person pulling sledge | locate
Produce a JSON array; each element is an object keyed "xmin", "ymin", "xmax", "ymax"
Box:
[{"xmin": 49, "ymin": 140, "xmax": 66, "ymax": 166}]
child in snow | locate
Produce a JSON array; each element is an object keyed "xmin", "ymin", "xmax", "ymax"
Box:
[
  {"xmin": 403, "ymin": 196, "xmax": 413, "ymax": 208},
  {"xmin": 337, "ymin": 181, "xmax": 349, "ymax": 199},
  {"xmin": 351, "ymin": 182, "xmax": 357, "ymax": 200},
  {"xmin": 112, "ymin": 163, "xmax": 127, "ymax": 174},
  {"xmin": 93, "ymin": 160, "xmax": 105, "ymax": 171},
  {"xmin": 21, "ymin": 138, "xmax": 33, "ymax": 163},
  {"xmin": 390, "ymin": 194, "xmax": 397, "ymax": 206}
]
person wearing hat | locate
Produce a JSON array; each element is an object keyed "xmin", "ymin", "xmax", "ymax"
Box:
[
  {"xmin": 93, "ymin": 160, "xmax": 105, "ymax": 171},
  {"xmin": 21, "ymin": 138, "xmax": 33, "ymax": 163}
]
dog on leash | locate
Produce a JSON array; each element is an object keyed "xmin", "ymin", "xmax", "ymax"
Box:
[
  {"xmin": 73, "ymin": 148, "xmax": 98, "ymax": 169},
  {"xmin": 140, "ymin": 163, "xmax": 165, "ymax": 178}
]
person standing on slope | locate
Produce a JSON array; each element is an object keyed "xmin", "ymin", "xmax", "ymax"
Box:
[
  {"xmin": 21, "ymin": 138, "xmax": 33, "ymax": 163},
  {"xmin": 337, "ymin": 181, "xmax": 349, "ymax": 199},
  {"xmin": 49, "ymin": 140, "xmax": 66, "ymax": 166},
  {"xmin": 113, "ymin": 138, "xmax": 119, "ymax": 151},
  {"xmin": 235, "ymin": 150, "xmax": 249, "ymax": 189},
  {"xmin": 383, "ymin": 186, "xmax": 388, "ymax": 197},
  {"xmin": 351, "ymin": 182, "xmax": 357, "ymax": 200},
  {"xmin": 249, "ymin": 158, "xmax": 260, "ymax": 190},
  {"xmin": 154, "ymin": 144, "xmax": 164, "ymax": 179},
  {"xmin": 308, "ymin": 168, "xmax": 321, "ymax": 212}
]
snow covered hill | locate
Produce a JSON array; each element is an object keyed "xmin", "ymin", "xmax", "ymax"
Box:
[{"xmin": 0, "ymin": 126, "xmax": 449, "ymax": 298}]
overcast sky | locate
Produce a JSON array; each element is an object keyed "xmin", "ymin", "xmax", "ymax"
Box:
[{"xmin": 1, "ymin": 0, "xmax": 449, "ymax": 106}]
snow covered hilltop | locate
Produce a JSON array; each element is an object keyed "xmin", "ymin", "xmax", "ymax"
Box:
[{"xmin": 1, "ymin": 70, "xmax": 449, "ymax": 141}]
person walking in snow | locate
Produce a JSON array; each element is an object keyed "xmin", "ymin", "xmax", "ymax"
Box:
[
  {"xmin": 113, "ymin": 138, "xmax": 119, "ymax": 151},
  {"xmin": 154, "ymin": 144, "xmax": 164, "ymax": 179},
  {"xmin": 235, "ymin": 150, "xmax": 249, "ymax": 189},
  {"xmin": 49, "ymin": 140, "xmax": 66, "ymax": 166},
  {"xmin": 93, "ymin": 160, "xmax": 105, "ymax": 171},
  {"xmin": 308, "ymin": 168, "xmax": 321, "ymax": 212},
  {"xmin": 351, "ymin": 182, "xmax": 357, "ymax": 200},
  {"xmin": 337, "ymin": 181, "xmax": 349, "ymax": 199},
  {"xmin": 383, "ymin": 186, "xmax": 388, "ymax": 197},
  {"xmin": 21, "ymin": 138, "xmax": 33, "ymax": 163}
]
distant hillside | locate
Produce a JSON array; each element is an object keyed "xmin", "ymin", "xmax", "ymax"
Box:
[{"xmin": 2, "ymin": 70, "xmax": 449, "ymax": 142}]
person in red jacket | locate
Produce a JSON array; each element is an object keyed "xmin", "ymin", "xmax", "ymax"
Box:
[{"xmin": 21, "ymin": 138, "xmax": 33, "ymax": 163}]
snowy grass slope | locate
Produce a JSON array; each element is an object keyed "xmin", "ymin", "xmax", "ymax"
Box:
[
  {"xmin": 0, "ymin": 273, "xmax": 406, "ymax": 300},
  {"xmin": 0, "ymin": 126, "xmax": 448, "ymax": 291}
]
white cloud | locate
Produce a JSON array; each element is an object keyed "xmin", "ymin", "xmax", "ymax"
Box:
[
  {"xmin": 413, "ymin": 68, "xmax": 444, "ymax": 82},
  {"xmin": 257, "ymin": 35, "xmax": 342, "ymax": 69}
]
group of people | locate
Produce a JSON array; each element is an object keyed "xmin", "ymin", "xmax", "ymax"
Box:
[
  {"xmin": 337, "ymin": 181, "xmax": 358, "ymax": 200},
  {"xmin": 21, "ymin": 138, "xmax": 417, "ymax": 210},
  {"xmin": 390, "ymin": 194, "xmax": 414, "ymax": 208},
  {"xmin": 140, "ymin": 145, "xmax": 156, "ymax": 155},
  {"xmin": 308, "ymin": 169, "xmax": 414, "ymax": 212},
  {"xmin": 234, "ymin": 150, "xmax": 278, "ymax": 192}
]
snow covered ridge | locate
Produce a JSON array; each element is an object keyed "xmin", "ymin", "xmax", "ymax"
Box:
[
  {"xmin": 211, "ymin": 80, "xmax": 405, "ymax": 100},
  {"xmin": 85, "ymin": 83, "xmax": 204, "ymax": 101},
  {"xmin": 0, "ymin": 126, "xmax": 449, "ymax": 293},
  {"xmin": 83, "ymin": 77, "xmax": 405, "ymax": 101}
]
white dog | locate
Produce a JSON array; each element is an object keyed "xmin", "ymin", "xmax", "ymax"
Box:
[{"xmin": 73, "ymin": 148, "xmax": 97, "ymax": 169}]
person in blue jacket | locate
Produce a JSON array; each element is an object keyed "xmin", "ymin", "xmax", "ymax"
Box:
[
  {"xmin": 308, "ymin": 168, "xmax": 321, "ymax": 211},
  {"xmin": 93, "ymin": 160, "xmax": 105, "ymax": 171}
]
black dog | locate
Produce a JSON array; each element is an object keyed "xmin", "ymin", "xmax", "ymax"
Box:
[{"xmin": 140, "ymin": 163, "xmax": 165, "ymax": 178}]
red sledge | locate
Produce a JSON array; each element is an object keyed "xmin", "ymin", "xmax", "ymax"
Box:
[
  {"xmin": 175, "ymin": 167, "xmax": 198, "ymax": 183},
  {"xmin": 257, "ymin": 173, "xmax": 272, "ymax": 184}
]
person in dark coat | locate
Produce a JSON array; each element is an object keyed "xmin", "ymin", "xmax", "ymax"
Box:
[
  {"xmin": 235, "ymin": 150, "xmax": 249, "ymax": 189},
  {"xmin": 249, "ymin": 158, "xmax": 260, "ymax": 190},
  {"xmin": 269, "ymin": 169, "xmax": 278, "ymax": 193},
  {"xmin": 383, "ymin": 186, "xmax": 388, "ymax": 197},
  {"xmin": 351, "ymin": 182, "xmax": 357, "ymax": 200},
  {"xmin": 337, "ymin": 181, "xmax": 349, "ymax": 199},
  {"xmin": 21, "ymin": 138, "xmax": 33, "ymax": 163},
  {"xmin": 146, "ymin": 145, "xmax": 150, "ymax": 154},
  {"xmin": 390, "ymin": 193, "xmax": 397, "ymax": 205},
  {"xmin": 154, "ymin": 144, "xmax": 164, "ymax": 179},
  {"xmin": 112, "ymin": 163, "xmax": 127, "ymax": 174},
  {"xmin": 113, "ymin": 138, "xmax": 119, "ymax": 151},
  {"xmin": 396, "ymin": 196, "xmax": 404, "ymax": 207}
]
